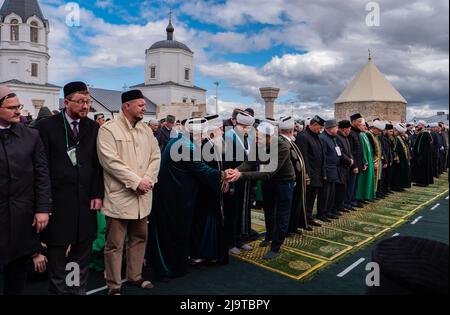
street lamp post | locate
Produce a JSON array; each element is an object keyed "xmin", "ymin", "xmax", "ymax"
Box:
[{"xmin": 213, "ymin": 81, "xmax": 220, "ymax": 114}]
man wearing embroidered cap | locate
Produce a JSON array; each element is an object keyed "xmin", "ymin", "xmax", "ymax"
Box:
[
  {"xmin": 37, "ymin": 81, "xmax": 104, "ymax": 295},
  {"xmin": 148, "ymin": 116, "xmax": 226, "ymax": 278},
  {"xmin": 97, "ymin": 89, "xmax": 161, "ymax": 295}
]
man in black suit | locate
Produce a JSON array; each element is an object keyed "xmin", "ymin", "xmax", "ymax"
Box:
[
  {"xmin": 37, "ymin": 81, "xmax": 104, "ymax": 295},
  {"xmin": 0, "ymin": 86, "xmax": 51, "ymax": 295},
  {"xmin": 296, "ymin": 115, "xmax": 327, "ymax": 227}
]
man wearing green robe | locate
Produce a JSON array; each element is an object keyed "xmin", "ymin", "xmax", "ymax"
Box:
[{"xmin": 355, "ymin": 118, "xmax": 376, "ymax": 201}]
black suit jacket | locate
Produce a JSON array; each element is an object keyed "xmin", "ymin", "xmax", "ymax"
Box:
[
  {"xmin": 295, "ymin": 128, "xmax": 326, "ymax": 187},
  {"xmin": 37, "ymin": 113, "xmax": 104, "ymax": 246}
]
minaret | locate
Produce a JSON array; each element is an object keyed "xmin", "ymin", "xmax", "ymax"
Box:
[{"xmin": 0, "ymin": 0, "xmax": 50, "ymax": 85}]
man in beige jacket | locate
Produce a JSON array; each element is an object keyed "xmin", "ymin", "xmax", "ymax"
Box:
[{"xmin": 97, "ymin": 89, "xmax": 161, "ymax": 295}]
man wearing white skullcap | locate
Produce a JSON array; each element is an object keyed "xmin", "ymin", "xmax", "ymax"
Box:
[
  {"xmin": 147, "ymin": 115, "xmax": 228, "ymax": 278},
  {"xmin": 368, "ymin": 120, "xmax": 385, "ymax": 198},
  {"xmin": 223, "ymin": 109, "xmax": 256, "ymax": 255},
  {"xmin": 390, "ymin": 123, "xmax": 412, "ymax": 190},
  {"xmin": 411, "ymin": 119, "xmax": 434, "ymax": 186},
  {"xmin": 190, "ymin": 114, "xmax": 228, "ymax": 266},
  {"xmin": 225, "ymin": 116, "xmax": 298, "ymax": 260}
]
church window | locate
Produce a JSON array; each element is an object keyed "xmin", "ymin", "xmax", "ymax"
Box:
[
  {"xmin": 150, "ymin": 66, "xmax": 156, "ymax": 79},
  {"xmin": 184, "ymin": 68, "xmax": 190, "ymax": 81},
  {"xmin": 31, "ymin": 63, "xmax": 38, "ymax": 77},
  {"xmin": 10, "ymin": 19, "xmax": 19, "ymax": 41},
  {"xmin": 30, "ymin": 21, "xmax": 39, "ymax": 43},
  {"xmin": 191, "ymin": 99, "xmax": 196, "ymax": 104},
  {"xmin": 182, "ymin": 98, "xmax": 187, "ymax": 103}
]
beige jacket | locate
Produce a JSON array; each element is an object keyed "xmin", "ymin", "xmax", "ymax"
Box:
[{"xmin": 97, "ymin": 113, "xmax": 161, "ymax": 219}]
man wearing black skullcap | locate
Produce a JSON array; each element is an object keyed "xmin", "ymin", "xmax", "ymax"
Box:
[
  {"xmin": 336, "ymin": 120, "xmax": 355, "ymax": 212},
  {"xmin": 36, "ymin": 81, "xmax": 104, "ymax": 295},
  {"xmin": 97, "ymin": 89, "xmax": 161, "ymax": 295},
  {"xmin": 347, "ymin": 113, "xmax": 365, "ymax": 208},
  {"xmin": 295, "ymin": 115, "xmax": 327, "ymax": 226}
]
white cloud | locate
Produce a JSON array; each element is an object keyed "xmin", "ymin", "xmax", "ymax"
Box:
[
  {"xmin": 95, "ymin": 0, "xmax": 114, "ymax": 9},
  {"xmin": 32, "ymin": 0, "xmax": 449, "ymax": 120}
]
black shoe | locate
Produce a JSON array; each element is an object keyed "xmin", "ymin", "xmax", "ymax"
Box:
[
  {"xmin": 354, "ymin": 203, "xmax": 364, "ymax": 208},
  {"xmin": 326, "ymin": 214, "xmax": 339, "ymax": 220},
  {"xmin": 340, "ymin": 209, "xmax": 351, "ymax": 213},
  {"xmin": 259, "ymin": 240, "xmax": 270, "ymax": 247},
  {"xmin": 333, "ymin": 211, "xmax": 344, "ymax": 216},
  {"xmin": 308, "ymin": 220, "xmax": 322, "ymax": 227},
  {"xmin": 317, "ymin": 216, "xmax": 332, "ymax": 222},
  {"xmin": 304, "ymin": 226, "xmax": 314, "ymax": 231}
]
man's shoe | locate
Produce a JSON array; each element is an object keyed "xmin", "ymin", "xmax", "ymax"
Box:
[
  {"xmin": 304, "ymin": 226, "xmax": 314, "ymax": 231},
  {"xmin": 308, "ymin": 220, "xmax": 322, "ymax": 227},
  {"xmin": 326, "ymin": 214, "xmax": 339, "ymax": 220},
  {"xmin": 241, "ymin": 244, "xmax": 253, "ymax": 251},
  {"xmin": 259, "ymin": 240, "xmax": 271, "ymax": 247},
  {"xmin": 228, "ymin": 247, "xmax": 241, "ymax": 255},
  {"xmin": 317, "ymin": 216, "xmax": 332, "ymax": 223},
  {"xmin": 262, "ymin": 251, "xmax": 279, "ymax": 260},
  {"xmin": 340, "ymin": 209, "xmax": 351, "ymax": 213}
]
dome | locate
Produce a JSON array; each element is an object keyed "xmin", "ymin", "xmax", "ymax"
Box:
[
  {"xmin": 149, "ymin": 40, "xmax": 193, "ymax": 53},
  {"xmin": 148, "ymin": 16, "xmax": 193, "ymax": 54}
]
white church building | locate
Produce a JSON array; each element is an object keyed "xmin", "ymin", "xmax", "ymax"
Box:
[
  {"xmin": 131, "ymin": 16, "xmax": 207, "ymax": 120},
  {"xmin": 0, "ymin": 0, "xmax": 60, "ymax": 116},
  {"xmin": 1, "ymin": 0, "xmax": 206, "ymax": 121}
]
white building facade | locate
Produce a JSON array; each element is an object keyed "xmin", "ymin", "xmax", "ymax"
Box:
[
  {"xmin": 132, "ymin": 17, "xmax": 207, "ymax": 119},
  {"xmin": 0, "ymin": 0, "xmax": 60, "ymax": 117}
]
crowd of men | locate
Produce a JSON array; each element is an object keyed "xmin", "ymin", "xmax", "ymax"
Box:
[{"xmin": 0, "ymin": 81, "xmax": 448, "ymax": 295}]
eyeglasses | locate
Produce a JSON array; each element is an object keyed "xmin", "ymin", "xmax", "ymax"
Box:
[
  {"xmin": 69, "ymin": 99, "xmax": 91, "ymax": 105},
  {"xmin": 0, "ymin": 104, "xmax": 24, "ymax": 111}
]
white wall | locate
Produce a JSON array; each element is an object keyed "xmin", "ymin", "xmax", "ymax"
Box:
[
  {"xmin": 140, "ymin": 84, "xmax": 205, "ymax": 106},
  {"xmin": 145, "ymin": 48, "xmax": 194, "ymax": 87},
  {"xmin": 0, "ymin": 13, "xmax": 49, "ymax": 85},
  {"xmin": 8, "ymin": 84, "xmax": 60, "ymax": 117}
]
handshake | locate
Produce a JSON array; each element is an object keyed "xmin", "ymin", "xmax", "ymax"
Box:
[
  {"xmin": 221, "ymin": 169, "xmax": 242, "ymax": 193},
  {"xmin": 225, "ymin": 169, "xmax": 242, "ymax": 183}
]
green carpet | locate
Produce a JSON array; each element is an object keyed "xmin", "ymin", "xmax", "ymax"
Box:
[{"xmin": 232, "ymin": 174, "xmax": 449, "ymax": 280}]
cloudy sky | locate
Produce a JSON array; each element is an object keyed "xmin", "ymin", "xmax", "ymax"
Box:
[{"xmin": 2, "ymin": 0, "xmax": 448, "ymax": 119}]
